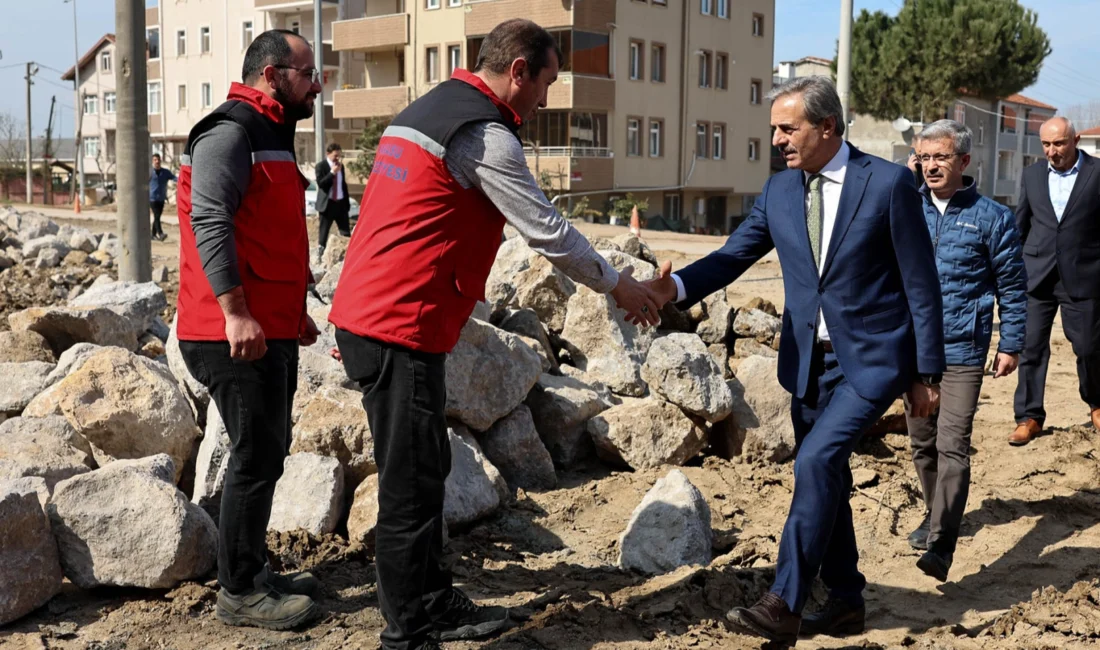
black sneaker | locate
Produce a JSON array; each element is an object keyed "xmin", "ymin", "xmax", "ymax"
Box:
[
  {"xmin": 908, "ymin": 512, "xmax": 931, "ymax": 550},
  {"xmin": 433, "ymin": 588, "xmax": 511, "ymax": 641},
  {"xmin": 917, "ymin": 549, "xmax": 953, "ymax": 582}
]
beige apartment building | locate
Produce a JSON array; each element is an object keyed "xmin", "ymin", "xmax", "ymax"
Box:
[{"xmin": 331, "ymin": 0, "xmax": 775, "ymax": 233}]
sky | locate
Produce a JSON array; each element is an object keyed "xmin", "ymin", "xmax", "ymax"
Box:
[{"xmin": 0, "ymin": 0, "xmax": 1097, "ymax": 141}]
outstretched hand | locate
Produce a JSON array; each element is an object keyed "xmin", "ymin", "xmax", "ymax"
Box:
[
  {"xmin": 645, "ymin": 260, "xmax": 678, "ymax": 309},
  {"xmin": 609, "ymin": 265, "xmax": 661, "ymax": 326}
]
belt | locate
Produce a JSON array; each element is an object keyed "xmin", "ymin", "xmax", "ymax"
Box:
[{"xmin": 817, "ymin": 339, "xmax": 834, "ymax": 353}]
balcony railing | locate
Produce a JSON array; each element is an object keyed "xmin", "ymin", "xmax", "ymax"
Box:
[
  {"xmin": 524, "ymin": 146, "xmax": 612, "ymax": 158},
  {"xmin": 333, "ymin": 13, "xmax": 409, "ymax": 51}
]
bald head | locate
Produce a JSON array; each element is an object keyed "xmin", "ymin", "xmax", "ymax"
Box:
[{"xmin": 1040, "ymin": 116, "xmax": 1081, "ymax": 172}]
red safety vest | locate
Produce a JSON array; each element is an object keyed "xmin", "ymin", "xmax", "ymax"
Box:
[
  {"xmin": 329, "ymin": 70, "xmax": 523, "ymax": 353},
  {"xmin": 176, "ymin": 83, "xmax": 310, "ymax": 341}
]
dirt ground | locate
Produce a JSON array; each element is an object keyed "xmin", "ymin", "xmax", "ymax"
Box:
[{"xmin": 4, "ymin": 213, "xmax": 1100, "ymax": 650}]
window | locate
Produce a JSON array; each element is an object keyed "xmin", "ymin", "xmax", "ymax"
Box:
[
  {"xmin": 177, "ymin": 84, "xmax": 187, "ymax": 110},
  {"xmin": 151, "ymin": 141, "xmax": 163, "ymax": 157},
  {"xmin": 242, "ymin": 21, "xmax": 254, "ymax": 49},
  {"xmin": 651, "ymin": 43, "xmax": 665, "ymax": 82},
  {"xmin": 696, "ymin": 122, "xmax": 709, "ymax": 158},
  {"xmin": 653, "ymin": 0, "xmax": 667, "ymax": 4},
  {"xmin": 1026, "ymin": 110, "xmax": 1049, "ymax": 135},
  {"xmin": 176, "ymin": 29, "xmax": 186, "ymax": 56},
  {"xmin": 627, "ymin": 118, "xmax": 641, "ymax": 156},
  {"xmin": 104, "ymin": 92, "xmax": 116, "ymax": 114},
  {"xmin": 83, "ymin": 95, "xmax": 98, "ymax": 115},
  {"xmin": 147, "ymin": 28, "xmax": 160, "ymax": 59},
  {"xmin": 200, "ymin": 26, "xmax": 211, "ymax": 54},
  {"xmin": 978, "ymin": 124, "xmax": 985, "ymax": 144},
  {"xmin": 977, "ymin": 161, "xmax": 983, "ymax": 186},
  {"xmin": 449, "ymin": 0, "xmax": 461, "ymax": 6},
  {"xmin": 752, "ymin": 14, "xmax": 765, "ymax": 37},
  {"xmin": 106, "ymin": 131, "xmax": 116, "ymax": 161},
  {"xmin": 1000, "ymin": 105, "xmax": 1017, "ymax": 134},
  {"xmin": 749, "ymin": 138, "xmax": 761, "ymax": 161},
  {"xmin": 448, "ymin": 45, "xmax": 461, "ymax": 76},
  {"xmin": 84, "ymin": 137, "xmax": 100, "ymax": 159},
  {"xmin": 750, "ymin": 80, "xmax": 762, "ymax": 105},
  {"xmin": 426, "ymin": 0, "xmax": 440, "ymax": 8},
  {"xmin": 715, "ymin": 53, "xmax": 728, "ymax": 90},
  {"xmin": 954, "ymin": 104, "xmax": 965, "ymax": 123},
  {"xmin": 100, "ymin": 51, "xmax": 112, "ymax": 73},
  {"xmin": 663, "ymin": 194, "xmax": 681, "ymax": 220},
  {"xmin": 398, "ymin": 49, "xmax": 406, "ymax": 84},
  {"xmin": 147, "ymin": 81, "xmax": 162, "ymax": 114},
  {"xmin": 698, "ymin": 50, "xmax": 711, "ymax": 88},
  {"xmin": 717, "ymin": 0, "xmax": 728, "ymax": 18},
  {"xmin": 701, "ymin": 0, "xmax": 713, "ymax": 15},
  {"xmin": 290, "ymin": 21, "xmax": 300, "ymax": 35},
  {"xmin": 573, "ymin": 31, "xmax": 611, "ymax": 77},
  {"xmin": 649, "ymin": 119, "xmax": 663, "ymax": 157},
  {"xmin": 629, "ymin": 41, "xmax": 643, "ymax": 81},
  {"xmin": 426, "ymin": 46, "xmax": 439, "ymax": 83},
  {"xmin": 997, "ymin": 151, "xmax": 1015, "ymax": 179},
  {"xmin": 201, "ymin": 82, "xmax": 212, "ymax": 108},
  {"xmin": 712, "ymin": 124, "xmax": 725, "ymax": 160}
]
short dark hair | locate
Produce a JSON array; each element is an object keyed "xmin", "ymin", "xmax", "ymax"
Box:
[
  {"xmin": 326, "ymin": 142, "xmax": 342, "ymax": 154},
  {"xmin": 242, "ymin": 29, "xmax": 306, "ymax": 85},
  {"xmin": 473, "ymin": 19, "xmax": 561, "ymax": 80},
  {"xmin": 151, "ymin": 153, "xmax": 161, "ymax": 161}
]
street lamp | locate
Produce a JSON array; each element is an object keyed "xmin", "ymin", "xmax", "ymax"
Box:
[{"xmin": 64, "ymin": 0, "xmax": 84, "ymax": 209}]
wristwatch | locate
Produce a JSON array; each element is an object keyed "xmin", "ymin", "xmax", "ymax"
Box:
[{"xmin": 918, "ymin": 373, "xmax": 942, "ymax": 387}]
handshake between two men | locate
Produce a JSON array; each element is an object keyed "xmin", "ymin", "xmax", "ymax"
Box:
[{"xmin": 605, "ymin": 260, "xmax": 677, "ymax": 327}]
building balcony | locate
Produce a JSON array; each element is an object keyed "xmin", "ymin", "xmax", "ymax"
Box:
[
  {"xmin": 464, "ymin": 0, "xmax": 614, "ymax": 35},
  {"xmin": 526, "ymin": 153, "xmax": 614, "ymax": 192},
  {"xmin": 333, "ymin": 13, "xmax": 409, "ymax": 52},
  {"xmin": 256, "ymin": 0, "xmax": 337, "ymax": 12},
  {"xmin": 995, "ymin": 178, "xmax": 1018, "ymax": 197},
  {"xmin": 997, "ymin": 130, "xmax": 1018, "ymax": 151},
  {"xmin": 1024, "ymin": 134, "xmax": 1043, "ymax": 156},
  {"xmin": 545, "ymin": 74, "xmax": 615, "ymax": 112},
  {"xmin": 333, "ymin": 85, "xmax": 410, "ymax": 119},
  {"xmin": 147, "ymin": 59, "xmax": 161, "ymax": 80}
]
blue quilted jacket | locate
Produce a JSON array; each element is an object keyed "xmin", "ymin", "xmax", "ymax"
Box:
[{"xmin": 920, "ymin": 178, "xmax": 1028, "ymax": 366}]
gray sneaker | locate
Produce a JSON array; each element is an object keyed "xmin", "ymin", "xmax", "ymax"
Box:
[
  {"xmin": 216, "ymin": 584, "xmax": 319, "ymax": 630},
  {"xmin": 257, "ymin": 564, "xmax": 320, "ymax": 598}
]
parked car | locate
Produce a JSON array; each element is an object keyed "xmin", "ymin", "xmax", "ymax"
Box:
[{"xmin": 305, "ymin": 180, "xmax": 359, "ymax": 221}]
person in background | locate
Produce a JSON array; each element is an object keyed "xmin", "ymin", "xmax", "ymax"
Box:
[
  {"xmin": 903, "ymin": 119, "xmax": 1027, "ymax": 583},
  {"xmin": 314, "ymin": 142, "xmax": 351, "ymax": 260},
  {"xmin": 149, "ymin": 153, "xmax": 176, "ymax": 241}
]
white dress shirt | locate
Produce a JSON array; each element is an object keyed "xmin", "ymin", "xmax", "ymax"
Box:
[
  {"xmin": 671, "ymin": 143, "xmax": 850, "ymax": 342},
  {"xmin": 331, "ymin": 164, "xmax": 345, "ymax": 201},
  {"xmin": 1048, "ymin": 149, "xmax": 1083, "ymax": 222}
]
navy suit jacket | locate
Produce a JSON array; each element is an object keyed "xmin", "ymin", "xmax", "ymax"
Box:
[{"xmin": 677, "ymin": 146, "xmax": 946, "ymax": 403}]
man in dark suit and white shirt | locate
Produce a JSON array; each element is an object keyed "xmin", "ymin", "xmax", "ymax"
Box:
[
  {"xmin": 645, "ymin": 76, "xmax": 945, "ymax": 645},
  {"xmin": 1012, "ymin": 117, "xmax": 1100, "ymax": 444},
  {"xmin": 314, "ymin": 142, "xmax": 351, "ymax": 258}
]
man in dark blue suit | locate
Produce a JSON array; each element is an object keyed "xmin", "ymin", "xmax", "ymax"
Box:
[{"xmin": 647, "ymin": 76, "xmax": 946, "ymax": 645}]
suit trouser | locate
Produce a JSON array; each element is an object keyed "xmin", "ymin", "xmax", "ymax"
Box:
[
  {"xmin": 905, "ymin": 365, "xmax": 984, "ymax": 555},
  {"xmin": 771, "ymin": 347, "xmax": 894, "ymax": 613},
  {"xmin": 178, "ymin": 340, "xmax": 298, "ymax": 594},
  {"xmin": 335, "ymin": 328, "xmax": 453, "ymax": 650},
  {"xmin": 318, "ymin": 204, "xmax": 351, "ymax": 250},
  {"xmin": 1014, "ymin": 268, "xmax": 1100, "ymax": 424}
]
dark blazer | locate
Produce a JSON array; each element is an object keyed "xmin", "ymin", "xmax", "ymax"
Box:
[
  {"xmin": 315, "ymin": 157, "xmax": 350, "ymax": 215},
  {"xmin": 677, "ymin": 145, "xmax": 945, "ymax": 403},
  {"xmin": 1016, "ymin": 151, "xmax": 1100, "ymax": 298}
]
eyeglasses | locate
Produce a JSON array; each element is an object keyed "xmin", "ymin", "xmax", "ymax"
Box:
[
  {"xmin": 275, "ymin": 65, "xmax": 321, "ymax": 83},
  {"xmin": 916, "ymin": 153, "xmax": 961, "ymax": 164}
]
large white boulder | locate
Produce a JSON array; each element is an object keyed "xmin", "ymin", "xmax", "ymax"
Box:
[
  {"xmin": 445, "ymin": 319, "xmax": 543, "ymax": 431},
  {"xmin": 728, "ymin": 355, "xmax": 796, "ymax": 463},
  {"xmin": 618, "ymin": 469, "xmax": 712, "ymax": 575},
  {"xmin": 268, "ymin": 453, "xmax": 345, "ymax": 536},
  {"xmin": 291, "ymin": 386, "xmax": 375, "ymax": 490},
  {"xmin": 0, "ymin": 416, "xmax": 96, "ymax": 490},
  {"xmin": 477, "ymin": 405, "xmax": 557, "ymax": 491},
  {"xmin": 0, "ymin": 480, "xmax": 63, "ymax": 626},
  {"xmin": 641, "ymin": 334, "xmax": 733, "ymax": 424},
  {"xmin": 524, "ymin": 372, "xmax": 612, "ymax": 468},
  {"xmin": 587, "ymin": 397, "xmax": 707, "ymax": 470}
]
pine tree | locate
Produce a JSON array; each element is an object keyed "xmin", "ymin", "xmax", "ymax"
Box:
[{"xmin": 346, "ymin": 116, "xmax": 393, "ymax": 180}]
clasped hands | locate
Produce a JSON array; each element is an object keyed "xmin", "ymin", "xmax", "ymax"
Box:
[{"xmin": 610, "ymin": 260, "xmax": 679, "ymax": 326}]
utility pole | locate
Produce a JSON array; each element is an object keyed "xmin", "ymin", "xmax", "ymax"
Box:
[
  {"xmin": 115, "ymin": 0, "xmax": 151, "ymax": 281},
  {"xmin": 67, "ymin": 0, "xmax": 85, "ymax": 207},
  {"xmin": 44, "ymin": 97, "xmax": 56, "ymax": 205},
  {"xmin": 313, "ymin": 0, "xmax": 324, "ymax": 164},
  {"xmin": 25, "ymin": 62, "xmax": 35, "ymax": 204},
  {"xmin": 837, "ymin": 0, "xmax": 854, "ymax": 141}
]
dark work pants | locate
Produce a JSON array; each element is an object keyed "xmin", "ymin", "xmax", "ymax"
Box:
[
  {"xmin": 905, "ymin": 365, "xmax": 984, "ymax": 555},
  {"xmin": 771, "ymin": 347, "xmax": 894, "ymax": 614},
  {"xmin": 1014, "ymin": 268, "xmax": 1100, "ymax": 425},
  {"xmin": 318, "ymin": 205, "xmax": 350, "ymax": 250},
  {"xmin": 150, "ymin": 200, "xmax": 165, "ymax": 236},
  {"xmin": 335, "ymin": 328, "xmax": 452, "ymax": 650},
  {"xmin": 179, "ymin": 339, "xmax": 298, "ymax": 594}
]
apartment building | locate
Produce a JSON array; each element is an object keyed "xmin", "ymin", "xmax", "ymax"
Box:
[
  {"xmin": 776, "ymin": 55, "xmax": 1057, "ymax": 207},
  {"xmin": 330, "ymin": 0, "xmax": 775, "ymax": 234},
  {"xmin": 1081, "ymin": 126, "xmax": 1100, "ymax": 157}
]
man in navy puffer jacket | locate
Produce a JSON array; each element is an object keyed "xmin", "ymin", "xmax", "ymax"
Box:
[{"xmin": 903, "ymin": 120, "xmax": 1027, "ymax": 583}]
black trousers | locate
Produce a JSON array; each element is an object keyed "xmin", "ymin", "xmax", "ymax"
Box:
[
  {"xmin": 150, "ymin": 200, "xmax": 165, "ymax": 235},
  {"xmin": 335, "ymin": 329, "xmax": 452, "ymax": 650},
  {"xmin": 1014, "ymin": 268, "xmax": 1100, "ymax": 425},
  {"xmin": 179, "ymin": 339, "xmax": 299, "ymax": 594},
  {"xmin": 318, "ymin": 204, "xmax": 350, "ymax": 250},
  {"xmin": 906, "ymin": 365, "xmax": 984, "ymax": 555}
]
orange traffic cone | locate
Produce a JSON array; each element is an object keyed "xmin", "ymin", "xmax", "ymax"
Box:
[
  {"xmin": 629, "ymin": 205, "xmax": 641, "ymax": 236},
  {"xmin": 73, "ymin": 195, "xmax": 82, "ymax": 214}
]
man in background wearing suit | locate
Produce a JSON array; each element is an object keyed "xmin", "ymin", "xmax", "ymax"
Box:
[
  {"xmin": 646, "ymin": 76, "xmax": 945, "ymax": 645},
  {"xmin": 314, "ymin": 142, "xmax": 351, "ymax": 259},
  {"xmin": 1012, "ymin": 117, "xmax": 1100, "ymax": 445}
]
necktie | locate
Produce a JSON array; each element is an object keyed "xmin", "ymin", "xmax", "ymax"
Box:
[{"xmin": 807, "ymin": 173, "xmax": 824, "ymax": 267}]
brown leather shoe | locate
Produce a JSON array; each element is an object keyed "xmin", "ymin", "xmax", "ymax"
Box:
[
  {"xmin": 1009, "ymin": 419, "xmax": 1041, "ymax": 446},
  {"xmin": 726, "ymin": 592, "xmax": 800, "ymax": 646},
  {"xmin": 799, "ymin": 596, "xmax": 865, "ymax": 637},
  {"xmin": 1091, "ymin": 408, "xmax": 1100, "ymax": 431}
]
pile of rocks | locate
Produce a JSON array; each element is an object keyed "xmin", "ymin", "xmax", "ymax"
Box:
[{"xmin": 0, "ymin": 215, "xmax": 798, "ymax": 626}]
